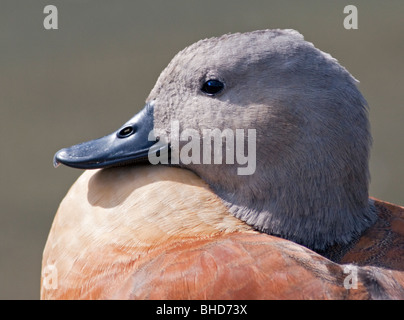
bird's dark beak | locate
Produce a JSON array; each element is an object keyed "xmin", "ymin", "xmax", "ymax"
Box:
[{"xmin": 53, "ymin": 102, "xmax": 168, "ymax": 169}]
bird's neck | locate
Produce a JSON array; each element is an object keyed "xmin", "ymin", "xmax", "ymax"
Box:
[{"xmin": 206, "ymin": 173, "xmax": 377, "ymax": 251}]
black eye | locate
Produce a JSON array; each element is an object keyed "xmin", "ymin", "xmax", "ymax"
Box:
[{"xmin": 201, "ymin": 79, "xmax": 224, "ymax": 95}]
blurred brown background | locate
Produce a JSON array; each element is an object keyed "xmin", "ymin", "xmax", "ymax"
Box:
[{"xmin": 0, "ymin": 0, "xmax": 403, "ymax": 299}]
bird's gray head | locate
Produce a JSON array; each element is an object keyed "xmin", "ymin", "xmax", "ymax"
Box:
[
  {"xmin": 148, "ymin": 29, "xmax": 376, "ymax": 250},
  {"xmin": 54, "ymin": 29, "xmax": 376, "ymax": 250}
]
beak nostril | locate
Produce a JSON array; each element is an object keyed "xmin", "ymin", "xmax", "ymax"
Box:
[{"xmin": 118, "ymin": 126, "xmax": 135, "ymax": 138}]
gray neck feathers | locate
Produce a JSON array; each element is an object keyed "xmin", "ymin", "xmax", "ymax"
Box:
[{"xmin": 209, "ymin": 170, "xmax": 376, "ymax": 251}]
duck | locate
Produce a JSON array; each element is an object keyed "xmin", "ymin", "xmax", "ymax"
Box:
[{"xmin": 42, "ymin": 29, "xmax": 404, "ymax": 299}]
